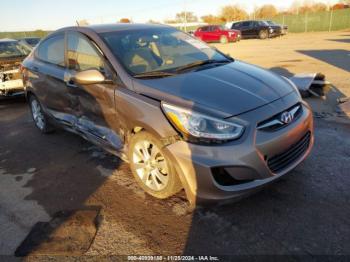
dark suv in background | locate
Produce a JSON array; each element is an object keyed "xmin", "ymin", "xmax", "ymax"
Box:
[{"xmin": 231, "ymin": 20, "xmax": 281, "ymax": 39}]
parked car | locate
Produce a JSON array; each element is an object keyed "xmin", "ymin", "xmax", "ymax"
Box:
[
  {"xmin": 194, "ymin": 25, "xmax": 241, "ymax": 43},
  {"xmin": 19, "ymin": 37, "xmax": 41, "ymax": 47},
  {"xmin": 230, "ymin": 20, "xmax": 281, "ymax": 39},
  {"xmin": 266, "ymin": 20, "xmax": 288, "ymax": 35},
  {"xmin": 0, "ymin": 38, "xmax": 32, "ymax": 96},
  {"xmin": 22, "ymin": 24, "xmax": 314, "ymax": 205}
]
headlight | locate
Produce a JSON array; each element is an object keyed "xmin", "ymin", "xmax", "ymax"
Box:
[
  {"xmin": 161, "ymin": 103, "xmax": 244, "ymax": 143},
  {"xmin": 269, "ymin": 28, "xmax": 274, "ymax": 33}
]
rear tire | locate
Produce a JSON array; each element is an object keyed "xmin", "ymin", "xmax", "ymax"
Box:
[
  {"xmin": 29, "ymin": 95, "xmax": 55, "ymax": 134},
  {"xmin": 220, "ymin": 36, "xmax": 228, "ymax": 44},
  {"xmin": 259, "ymin": 30, "xmax": 268, "ymax": 39},
  {"xmin": 128, "ymin": 131, "xmax": 182, "ymax": 199}
]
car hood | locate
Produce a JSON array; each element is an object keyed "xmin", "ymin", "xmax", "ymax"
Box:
[
  {"xmin": 133, "ymin": 61, "xmax": 295, "ymax": 117},
  {"xmin": 270, "ymin": 25, "xmax": 281, "ymax": 29}
]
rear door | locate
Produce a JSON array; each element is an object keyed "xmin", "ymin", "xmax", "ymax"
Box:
[
  {"xmin": 65, "ymin": 31, "xmax": 123, "ymax": 150},
  {"xmin": 30, "ymin": 33, "xmax": 76, "ymax": 126}
]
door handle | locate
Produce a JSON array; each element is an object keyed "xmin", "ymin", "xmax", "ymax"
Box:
[
  {"xmin": 66, "ymin": 80, "xmax": 77, "ymax": 88},
  {"xmin": 32, "ymin": 66, "xmax": 40, "ymax": 73},
  {"xmin": 64, "ymin": 71, "xmax": 78, "ymax": 88}
]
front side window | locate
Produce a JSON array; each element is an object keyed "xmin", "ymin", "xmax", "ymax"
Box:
[
  {"xmin": 258, "ymin": 21, "xmax": 269, "ymax": 26},
  {"xmin": 67, "ymin": 32, "xmax": 104, "ymax": 72},
  {"xmin": 37, "ymin": 34, "xmax": 65, "ymax": 66},
  {"xmin": 100, "ymin": 27, "xmax": 229, "ymax": 76}
]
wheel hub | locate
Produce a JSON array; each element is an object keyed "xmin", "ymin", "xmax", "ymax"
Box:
[{"xmin": 132, "ymin": 140, "xmax": 169, "ymax": 191}]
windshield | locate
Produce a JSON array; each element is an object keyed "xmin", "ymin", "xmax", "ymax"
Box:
[
  {"xmin": 266, "ymin": 21, "xmax": 275, "ymax": 25},
  {"xmin": 0, "ymin": 41, "xmax": 31, "ymax": 58},
  {"xmin": 100, "ymin": 27, "xmax": 229, "ymax": 76}
]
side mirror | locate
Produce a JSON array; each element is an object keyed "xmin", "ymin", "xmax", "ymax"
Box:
[{"xmin": 73, "ymin": 69, "xmax": 105, "ymax": 85}]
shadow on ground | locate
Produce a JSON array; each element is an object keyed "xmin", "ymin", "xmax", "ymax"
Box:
[
  {"xmin": 297, "ymin": 49, "xmax": 350, "ymax": 72},
  {"xmin": 327, "ymin": 38, "xmax": 350, "ymax": 44},
  {"xmin": 1, "ymin": 85, "xmax": 350, "ymax": 257}
]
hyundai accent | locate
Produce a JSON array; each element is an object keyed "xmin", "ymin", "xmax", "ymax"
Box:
[{"xmin": 22, "ymin": 24, "xmax": 314, "ymax": 205}]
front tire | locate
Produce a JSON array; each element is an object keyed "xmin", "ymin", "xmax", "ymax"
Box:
[
  {"xmin": 220, "ymin": 36, "xmax": 228, "ymax": 44},
  {"xmin": 128, "ymin": 131, "xmax": 182, "ymax": 199},
  {"xmin": 259, "ymin": 30, "xmax": 268, "ymax": 39},
  {"xmin": 29, "ymin": 95, "xmax": 55, "ymax": 134}
]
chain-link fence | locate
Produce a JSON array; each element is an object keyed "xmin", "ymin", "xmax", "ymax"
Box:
[
  {"xmin": 0, "ymin": 30, "xmax": 50, "ymax": 39},
  {"xmin": 270, "ymin": 8, "xmax": 350, "ymax": 33}
]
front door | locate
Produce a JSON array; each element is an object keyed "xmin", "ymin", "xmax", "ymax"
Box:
[{"xmin": 65, "ymin": 31, "xmax": 123, "ymax": 150}]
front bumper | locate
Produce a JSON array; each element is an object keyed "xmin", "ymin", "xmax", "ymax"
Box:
[{"xmin": 164, "ymin": 92, "xmax": 314, "ymax": 205}]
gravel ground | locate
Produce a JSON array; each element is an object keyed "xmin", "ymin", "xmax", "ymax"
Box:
[{"xmin": 0, "ymin": 32, "xmax": 350, "ymax": 259}]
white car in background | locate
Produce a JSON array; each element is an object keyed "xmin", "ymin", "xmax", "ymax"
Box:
[{"xmin": 0, "ymin": 38, "xmax": 31, "ymax": 97}]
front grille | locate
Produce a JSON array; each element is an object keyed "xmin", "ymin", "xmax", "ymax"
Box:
[
  {"xmin": 267, "ymin": 132, "xmax": 311, "ymax": 173},
  {"xmin": 257, "ymin": 103, "xmax": 302, "ymax": 132}
]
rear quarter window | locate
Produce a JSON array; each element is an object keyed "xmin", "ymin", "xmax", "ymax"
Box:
[{"xmin": 36, "ymin": 34, "xmax": 65, "ymax": 66}]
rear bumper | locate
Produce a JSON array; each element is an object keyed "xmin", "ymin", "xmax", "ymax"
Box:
[{"xmin": 164, "ymin": 95, "xmax": 314, "ymax": 205}]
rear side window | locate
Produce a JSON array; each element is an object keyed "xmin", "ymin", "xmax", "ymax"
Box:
[
  {"xmin": 37, "ymin": 34, "xmax": 65, "ymax": 66},
  {"xmin": 67, "ymin": 32, "xmax": 104, "ymax": 72},
  {"xmin": 242, "ymin": 21, "xmax": 251, "ymax": 27}
]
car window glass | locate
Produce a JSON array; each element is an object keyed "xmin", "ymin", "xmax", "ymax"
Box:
[
  {"xmin": 0, "ymin": 41, "xmax": 31, "ymax": 58},
  {"xmin": 67, "ymin": 32, "xmax": 104, "ymax": 72},
  {"xmin": 37, "ymin": 34, "xmax": 65, "ymax": 66},
  {"xmin": 232, "ymin": 23, "xmax": 240, "ymax": 28},
  {"xmin": 101, "ymin": 28, "xmax": 227, "ymax": 75},
  {"xmin": 242, "ymin": 21, "xmax": 251, "ymax": 27},
  {"xmin": 201, "ymin": 26, "xmax": 209, "ymax": 32}
]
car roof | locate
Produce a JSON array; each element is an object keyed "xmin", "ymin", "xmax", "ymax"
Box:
[
  {"xmin": 0, "ymin": 38, "xmax": 17, "ymax": 43},
  {"xmin": 59, "ymin": 23, "xmax": 172, "ymax": 34}
]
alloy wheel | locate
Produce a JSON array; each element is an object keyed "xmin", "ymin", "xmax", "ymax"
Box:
[
  {"xmin": 31, "ymin": 99, "xmax": 45, "ymax": 130},
  {"xmin": 132, "ymin": 140, "xmax": 169, "ymax": 191}
]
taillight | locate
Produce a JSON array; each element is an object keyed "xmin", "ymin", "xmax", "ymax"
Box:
[{"xmin": 20, "ymin": 64, "xmax": 28, "ymax": 82}]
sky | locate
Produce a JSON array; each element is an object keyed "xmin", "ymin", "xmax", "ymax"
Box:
[{"xmin": 1, "ymin": 0, "xmax": 339, "ymax": 31}]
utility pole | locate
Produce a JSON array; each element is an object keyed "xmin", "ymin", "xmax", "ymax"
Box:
[
  {"xmin": 328, "ymin": 4, "xmax": 333, "ymax": 32},
  {"xmin": 305, "ymin": 12, "xmax": 308, "ymax": 33},
  {"xmin": 184, "ymin": 0, "xmax": 187, "ymax": 32}
]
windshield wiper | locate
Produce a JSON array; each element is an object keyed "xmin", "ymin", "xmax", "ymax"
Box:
[
  {"xmin": 133, "ymin": 71, "xmax": 176, "ymax": 79},
  {"xmin": 174, "ymin": 59, "xmax": 231, "ymax": 73}
]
